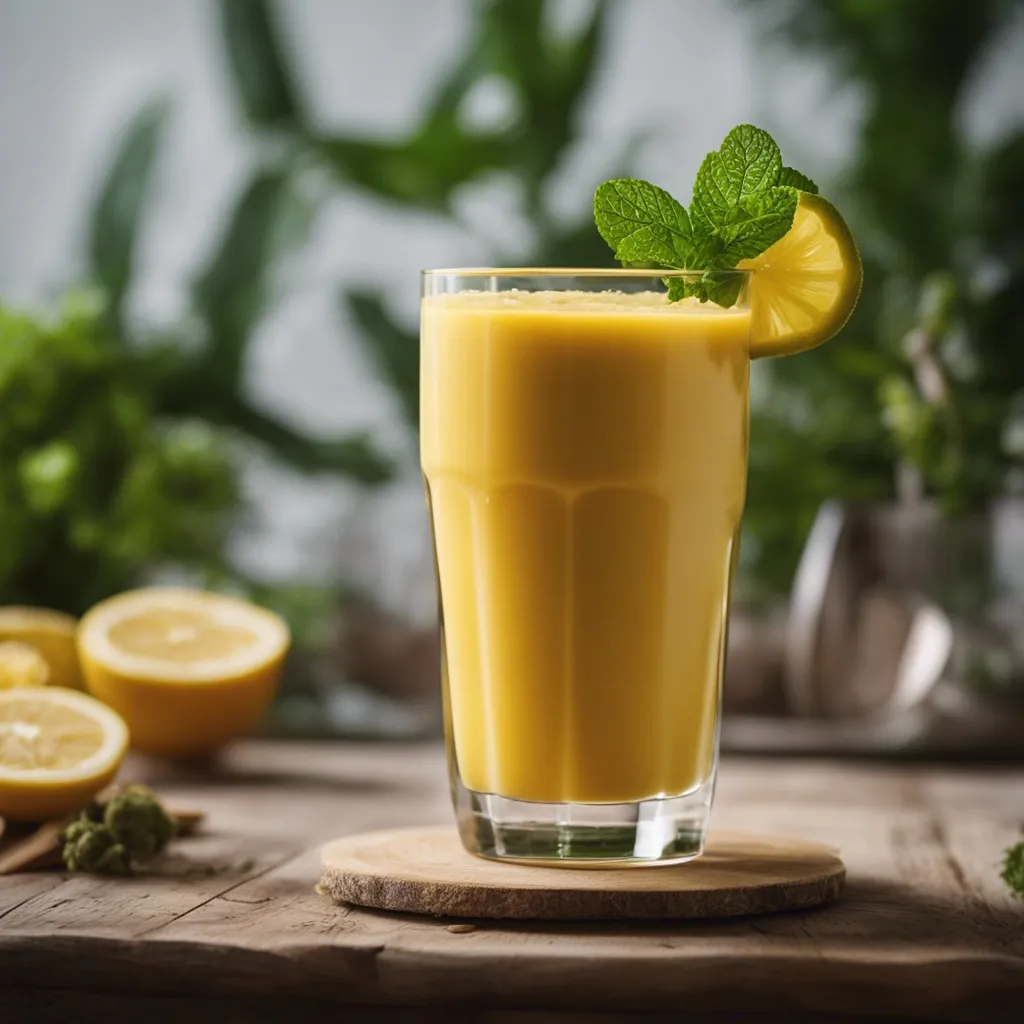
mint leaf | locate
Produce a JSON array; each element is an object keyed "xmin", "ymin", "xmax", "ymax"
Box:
[
  {"xmin": 778, "ymin": 166, "xmax": 818, "ymax": 194},
  {"xmin": 592, "ymin": 124, "xmax": 810, "ymax": 308},
  {"xmin": 701, "ymin": 271, "xmax": 745, "ymax": 308},
  {"xmin": 594, "ymin": 179, "xmax": 696, "ymax": 268},
  {"xmin": 665, "ymin": 277, "xmax": 690, "ymax": 302},
  {"xmin": 690, "ymin": 124, "xmax": 782, "ymax": 231},
  {"xmin": 666, "ymin": 271, "xmax": 744, "ymax": 307},
  {"xmin": 716, "ymin": 187, "xmax": 798, "ymax": 264}
]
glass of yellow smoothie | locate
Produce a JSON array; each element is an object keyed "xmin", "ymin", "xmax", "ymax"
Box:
[{"xmin": 421, "ymin": 269, "xmax": 751, "ymax": 863}]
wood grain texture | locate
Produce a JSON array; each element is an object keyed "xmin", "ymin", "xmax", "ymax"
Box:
[
  {"xmin": 0, "ymin": 742, "xmax": 1022, "ymax": 1023},
  {"xmin": 320, "ymin": 827, "xmax": 846, "ymax": 920}
]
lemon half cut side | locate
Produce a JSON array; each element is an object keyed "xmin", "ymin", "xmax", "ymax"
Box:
[
  {"xmin": 78, "ymin": 588, "xmax": 290, "ymax": 757},
  {"xmin": 0, "ymin": 687, "xmax": 129, "ymax": 821}
]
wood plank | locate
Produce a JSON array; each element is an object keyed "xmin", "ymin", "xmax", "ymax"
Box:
[
  {"xmin": 0, "ymin": 830, "xmax": 299, "ymax": 937},
  {"xmin": 0, "ymin": 743, "xmax": 1020, "ymax": 1022},
  {"xmin": 4, "ymin": 990, "xmax": 951, "ymax": 1024},
  {"xmin": 0, "ymin": 872, "xmax": 65, "ymax": 920}
]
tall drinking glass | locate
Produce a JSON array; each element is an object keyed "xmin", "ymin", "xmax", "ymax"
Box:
[{"xmin": 421, "ymin": 270, "xmax": 751, "ymax": 864}]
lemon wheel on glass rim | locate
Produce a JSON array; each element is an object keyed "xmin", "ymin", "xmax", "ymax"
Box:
[{"xmin": 740, "ymin": 191, "xmax": 863, "ymax": 359}]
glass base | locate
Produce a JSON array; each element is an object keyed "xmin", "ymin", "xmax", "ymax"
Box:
[{"xmin": 452, "ymin": 774, "xmax": 715, "ymax": 865}]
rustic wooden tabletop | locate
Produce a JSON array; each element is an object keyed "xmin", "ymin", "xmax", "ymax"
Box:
[{"xmin": 1, "ymin": 741, "xmax": 1021, "ymax": 1023}]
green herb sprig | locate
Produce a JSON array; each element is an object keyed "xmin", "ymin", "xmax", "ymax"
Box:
[{"xmin": 593, "ymin": 124, "xmax": 818, "ymax": 305}]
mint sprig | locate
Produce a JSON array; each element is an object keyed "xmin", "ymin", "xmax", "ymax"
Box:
[{"xmin": 594, "ymin": 125, "xmax": 818, "ymax": 306}]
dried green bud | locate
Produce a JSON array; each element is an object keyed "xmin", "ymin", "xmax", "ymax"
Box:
[
  {"xmin": 1002, "ymin": 841, "xmax": 1024, "ymax": 897},
  {"xmin": 60, "ymin": 785, "xmax": 179, "ymax": 877},
  {"xmin": 81, "ymin": 798, "xmax": 106, "ymax": 823},
  {"xmin": 62, "ymin": 820, "xmax": 132, "ymax": 876},
  {"xmin": 103, "ymin": 785, "xmax": 175, "ymax": 861}
]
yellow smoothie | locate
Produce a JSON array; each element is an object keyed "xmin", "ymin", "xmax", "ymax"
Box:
[{"xmin": 421, "ymin": 289, "xmax": 750, "ymax": 804}]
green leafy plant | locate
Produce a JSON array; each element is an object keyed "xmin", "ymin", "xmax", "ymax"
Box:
[
  {"xmin": 169, "ymin": 0, "xmax": 621, "ymax": 450},
  {"xmin": 0, "ymin": 294, "xmax": 238, "ymax": 612},
  {"xmin": 301, "ymin": 0, "xmax": 617, "ymax": 435},
  {"xmin": 743, "ymin": 0, "xmax": 1024, "ymax": 589},
  {"xmin": 0, "ymin": 2, "xmax": 399, "ymax": 615},
  {"xmin": 49, "ymin": 0, "xmax": 1020, "ymax": 619},
  {"xmin": 142, "ymin": 0, "xmax": 616, "ymax": 467},
  {"xmin": 89, "ymin": 98, "xmax": 390, "ymax": 483}
]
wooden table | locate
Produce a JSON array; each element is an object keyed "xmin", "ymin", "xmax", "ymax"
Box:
[{"xmin": 1, "ymin": 742, "xmax": 1021, "ymax": 1023}]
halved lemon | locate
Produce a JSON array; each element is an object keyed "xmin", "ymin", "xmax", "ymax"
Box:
[
  {"xmin": 0, "ymin": 687, "xmax": 129, "ymax": 821},
  {"xmin": 0, "ymin": 642, "xmax": 51, "ymax": 690},
  {"xmin": 0, "ymin": 606, "xmax": 82, "ymax": 689},
  {"xmin": 78, "ymin": 588, "xmax": 290, "ymax": 757},
  {"xmin": 740, "ymin": 191, "xmax": 863, "ymax": 359}
]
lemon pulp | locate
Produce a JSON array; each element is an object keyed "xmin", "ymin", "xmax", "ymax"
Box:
[
  {"xmin": 741, "ymin": 191, "xmax": 863, "ymax": 359},
  {"xmin": 0, "ymin": 687, "xmax": 129, "ymax": 821},
  {"xmin": 0, "ymin": 641, "xmax": 51, "ymax": 690},
  {"xmin": 78, "ymin": 588, "xmax": 290, "ymax": 757}
]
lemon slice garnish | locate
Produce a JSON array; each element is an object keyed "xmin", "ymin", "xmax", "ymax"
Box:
[{"xmin": 741, "ymin": 191, "xmax": 863, "ymax": 358}]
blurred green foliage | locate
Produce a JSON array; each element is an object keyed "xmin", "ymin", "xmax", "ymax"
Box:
[
  {"xmin": 293, "ymin": 0, "xmax": 1022, "ymax": 592},
  {"xmin": 0, "ymin": 294, "xmax": 237, "ymax": 611},
  {"xmin": 0, "ymin": 0, "xmax": 391, "ymax": 615},
  {"xmin": 303, "ymin": 0, "xmax": 621, "ymax": 435},
  {"xmin": 7, "ymin": 0, "xmax": 1021, "ymax": 618},
  {"xmin": 208, "ymin": 0, "xmax": 622, "ymax": 445},
  {"xmin": 745, "ymin": 0, "xmax": 1024, "ymax": 588}
]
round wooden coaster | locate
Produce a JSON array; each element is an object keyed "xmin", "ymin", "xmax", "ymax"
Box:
[{"xmin": 319, "ymin": 827, "xmax": 845, "ymax": 921}]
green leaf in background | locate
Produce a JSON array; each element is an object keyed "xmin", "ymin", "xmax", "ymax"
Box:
[
  {"xmin": 193, "ymin": 166, "xmax": 295, "ymax": 388},
  {"xmin": 218, "ymin": 0, "xmax": 304, "ymax": 129},
  {"xmin": 0, "ymin": 301, "xmax": 240, "ymax": 613},
  {"xmin": 527, "ymin": 213, "xmax": 619, "ymax": 269},
  {"xmin": 483, "ymin": 0, "xmax": 610, "ymax": 206},
  {"xmin": 345, "ymin": 291, "xmax": 420, "ymax": 430},
  {"xmin": 183, "ymin": 165, "xmax": 394, "ymax": 483},
  {"xmin": 740, "ymin": 0, "xmax": 1024, "ymax": 561},
  {"xmin": 313, "ymin": 0, "xmax": 610, "ymax": 215},
  {"xmin": 88, "ymin": 100, "xmax": 167, "ymax": 329},
  {"xmin": 214, "ymin": 395, "xmax": 392, "ymax": 483},
  {"xmin": 18, "ymin": 440, "xmax": 81, "ymax": 516},
  {"xmin": 316, "ymin": 132, "xmax": 510, "ymax": 212},
  {"xmin": 520, "ymin": 125, "xmax": 655, "ymax": 269},
  {"xmin": 313, "ymin": 25, "xmax": 506, "ymax": 210}
]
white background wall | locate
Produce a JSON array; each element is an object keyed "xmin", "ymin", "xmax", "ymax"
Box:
[{"xmin": 1, "ymin": 0, "xmax": 1022, "ymax": 620}]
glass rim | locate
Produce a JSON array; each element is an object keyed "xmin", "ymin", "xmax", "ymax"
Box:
[{"xmin": 421, "ymin": 267, "xmax": 752, "ymax": 279}]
